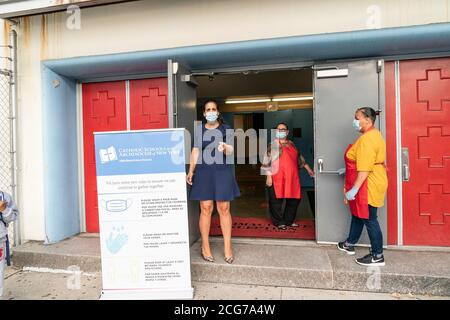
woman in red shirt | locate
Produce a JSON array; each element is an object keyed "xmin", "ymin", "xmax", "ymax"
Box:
[{"xmin": 261, "ymin": 123, "xmax": 315, "ymax": 229}]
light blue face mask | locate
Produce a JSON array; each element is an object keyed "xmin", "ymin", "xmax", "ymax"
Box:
[
  {"xmin": 276, "ymin": 131, "xmax": 287, "ymax": 139},
  {"xmin": 205, "ymin": 112, "xmax": 218, "ymax": 122},
  {"xmin": 353, "ymin": 119, "xmax": 361, "ymax": 132}
]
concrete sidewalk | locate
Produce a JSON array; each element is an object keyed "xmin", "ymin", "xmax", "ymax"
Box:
[
  {"xmin": 9, "ymin": 234, "xmax": 450, "ymax": 298},
  {"xmin": 1, "ymin": 267, "xmax": 448, "ymax": 300}
]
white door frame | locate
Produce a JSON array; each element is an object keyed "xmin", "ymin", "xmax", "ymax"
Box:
[
  {"xmin": 394, "ymin": 60, "xmax": 404, "ymax": 246},
  {"xmin": 76, "ymin": 82, "xmax": 86, "ymax": 232}
]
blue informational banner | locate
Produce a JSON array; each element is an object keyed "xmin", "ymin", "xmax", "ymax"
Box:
[
  {"xmin": 94, "ymin": 129, "xmax": 193, "ymax": 300},
  {"xmin": 95, "ymin": 130, "xmax": 186, "ymax": 176}
]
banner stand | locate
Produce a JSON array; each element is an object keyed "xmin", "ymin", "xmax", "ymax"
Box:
[{"xmin": 94, "ymin": 128, "xmax": 193, "ymax": 300}]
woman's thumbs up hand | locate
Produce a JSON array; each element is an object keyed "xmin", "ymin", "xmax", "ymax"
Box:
[{"xmin": 218, "ymin": 142, "xmax": 226, "ymax": 153}]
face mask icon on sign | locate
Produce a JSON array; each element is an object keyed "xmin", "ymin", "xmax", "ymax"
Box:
[{"xmin": 101, "ymin": 199, "xmax": 132, "ymax": 212}]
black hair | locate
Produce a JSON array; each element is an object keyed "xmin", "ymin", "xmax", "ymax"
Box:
[
  {"xmin": 275, "ymin": 122, "xmax": 289, "ymax": 130},
  {"xmin": 357, "ymin": 107, "xmax": 377, "ymax": 124},
  {"xmin": 203, "ymin": 99, "xmax": 225, "ymax": 125}
]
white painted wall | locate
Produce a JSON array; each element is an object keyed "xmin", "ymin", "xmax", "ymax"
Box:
[
  {"xmin": 23, "ymin": 0, "xmax": 450, "ymax": 60},
  {"xmin": 14, "ymin": 16, "xmax": 46, "ymax": 241},
  {"xmin": 7, "ymin": 0, "xmax": 450, "ymax": 241}
]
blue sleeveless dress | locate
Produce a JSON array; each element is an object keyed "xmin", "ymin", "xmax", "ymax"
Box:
[{"xmin": 189, "ymin": 123, "xmax": 240, "ymax": 201}]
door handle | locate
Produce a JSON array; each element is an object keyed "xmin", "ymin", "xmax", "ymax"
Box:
[
  {"xmin": 402, "ymin": 164, "xmax": 410, "ymax": 181},
  {"xmin": 401, "ymin": 148, "xmax": 410, "ymax": 182},
  {"xmin": 317, "ymin": 158, "xmax": 341, "ymax": 175}
]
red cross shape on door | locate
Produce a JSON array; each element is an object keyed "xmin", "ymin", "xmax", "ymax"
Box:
[
  {"xmin": 92, "ymin": 91, "xmax": 117, "ymax": 126},
  {"xmin": 419, "ymin": 185, "xmax": 450, "ymax": 225},
  {"xmin": 417, "ymin": 69, "xmax": 450, "ymax": 111},
  {"xmin": 129, "ymin": 78, "xmax": 168, "ymax": 130},
  {"xmin": 141, "ymin": 87, "xmax": 167, "ymax": 125},
  {"xmin": 418, "ymin": 126, "xmax": 450, "ymax": 167}
]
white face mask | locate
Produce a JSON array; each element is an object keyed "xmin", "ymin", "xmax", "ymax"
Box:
[
  {"xmin": 276, "ymin": 131, "xmax": 287, "ymax": 139},
  {"xmin": 353, "ymin": 119, "xmax": 361, "ymax": 132},
  {"xmin": 205, "ymin": 111, "xmax": 218, "ymax": 122}
]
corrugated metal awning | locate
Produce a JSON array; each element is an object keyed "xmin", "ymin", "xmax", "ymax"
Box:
[{"xmin": 0, "ymin": 0, "xmax": 137, "ymax": 18}]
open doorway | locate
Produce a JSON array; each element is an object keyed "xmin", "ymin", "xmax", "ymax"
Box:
[{"xmin": 195, "ymin": 68, "xmax": 315, "ymax": 240}]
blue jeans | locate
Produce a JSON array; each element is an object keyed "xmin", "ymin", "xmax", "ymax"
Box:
[{"xmin": 346, "ymin": 205, "xmax": 383, "ymax": 256}]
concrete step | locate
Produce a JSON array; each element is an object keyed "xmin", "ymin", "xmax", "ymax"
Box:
[
  {"xmin": 11, "ymin": 235, "xmax": 450, "ymax": 296},
  {"xmin": 196, "ymin": 240, "xmax": 450, "ymax": 296},
  {"xmin": 12, "ymin": 235, "xmax": 101, "ymax": 273}
]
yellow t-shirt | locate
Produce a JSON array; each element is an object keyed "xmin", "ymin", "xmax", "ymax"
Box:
[{"xmin": 346, "ymin": 128, "xmax": 388, "ymax": 208}]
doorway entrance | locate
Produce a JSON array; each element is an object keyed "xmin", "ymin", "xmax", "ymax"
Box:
[
  {"xmin": 194, "ymin": 69, "xmax": 316, "ymax": 239},
  {"xmin": 80, "ymin": 59, "xmax": 387, "ymax": 245}
]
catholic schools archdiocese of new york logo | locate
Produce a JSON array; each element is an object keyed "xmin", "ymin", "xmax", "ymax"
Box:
[{"xmin": 99, "ymin": 146, "xmax": 118, "ymax": 164}]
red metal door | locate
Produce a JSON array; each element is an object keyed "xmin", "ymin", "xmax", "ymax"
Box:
[
  {"xmin": 129, "ymin": 78, "xmax": 168, "ymax": 130},
  {"xmin": 82, "ymin": 81, "xmax": 127, "ymax": 233},
  {"xmin": 401, "ymin": 58, "xmax": 450, "ymax": 246}
]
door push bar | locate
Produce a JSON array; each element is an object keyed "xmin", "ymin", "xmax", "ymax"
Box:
[{"xmin": 317, "ymin": 158, "xmax": 341, "ymax": 175}]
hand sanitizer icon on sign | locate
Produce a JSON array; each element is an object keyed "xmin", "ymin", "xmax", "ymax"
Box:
[
  {"xmin": 106, "ymin": 226, "xmax": 128, "ymax": 254},
  {"xmin": 99, "ymin": 146, "xmax": 118, "ymax": 164}
]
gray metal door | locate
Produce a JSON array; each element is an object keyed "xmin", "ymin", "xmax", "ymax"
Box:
[
  {"xmin": 314, "ymin": 60, "xmax": 387, "ymax": 245},
  {"xmin": 168, "ymin": 60, "xmax": 200, "ymax": 245}
]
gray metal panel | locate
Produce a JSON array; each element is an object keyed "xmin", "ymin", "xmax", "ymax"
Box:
[
  {"xmin": 314, "ymin": 60, "xmax": 387, "ymax": 245},
  {"xmin": 167, "ymin": 60, "xmax": 175, "ymax": 129},
  {"xmin": 168, "ymin": 60, "xmax": 200, "ymax": 246}
]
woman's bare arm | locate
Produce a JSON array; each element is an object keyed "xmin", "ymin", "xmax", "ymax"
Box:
[
  {"xmin": 186, "ymin": 148, "xmax": 200, "ymax": 185},
  {"xmin": 353, "ymin": 171, "xmax": 370, "ymax": 189}
]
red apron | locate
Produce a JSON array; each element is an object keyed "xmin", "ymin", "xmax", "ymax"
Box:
[
  {"xmin": 272, "ymin": 141, "xmax": 301, "ymax": 199},
  {"xmin": 344, "ymin": 143, "xmax": 369, "ymax": 219}
]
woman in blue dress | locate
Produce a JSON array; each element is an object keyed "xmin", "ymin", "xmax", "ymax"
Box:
[{"xmin": 186, "ymin": 100, "xmax": 240, "ymax": 264}]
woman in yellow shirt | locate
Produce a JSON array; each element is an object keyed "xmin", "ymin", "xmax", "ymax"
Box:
[{"xmin": 337, "ymin": 107, "xmax": 388, "ymax": 267}]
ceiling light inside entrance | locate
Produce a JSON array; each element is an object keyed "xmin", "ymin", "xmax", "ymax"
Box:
[
  {"xmin": 225, "ymin": 98, "xmax": 271, "ymax": 104},
  {"xmin": 272, "ymin": 96, "xmax": 313, "ymax": 102},
  {"xmin": 225, "ymin": 94, "xmax": 313, "ymax": 104}
]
